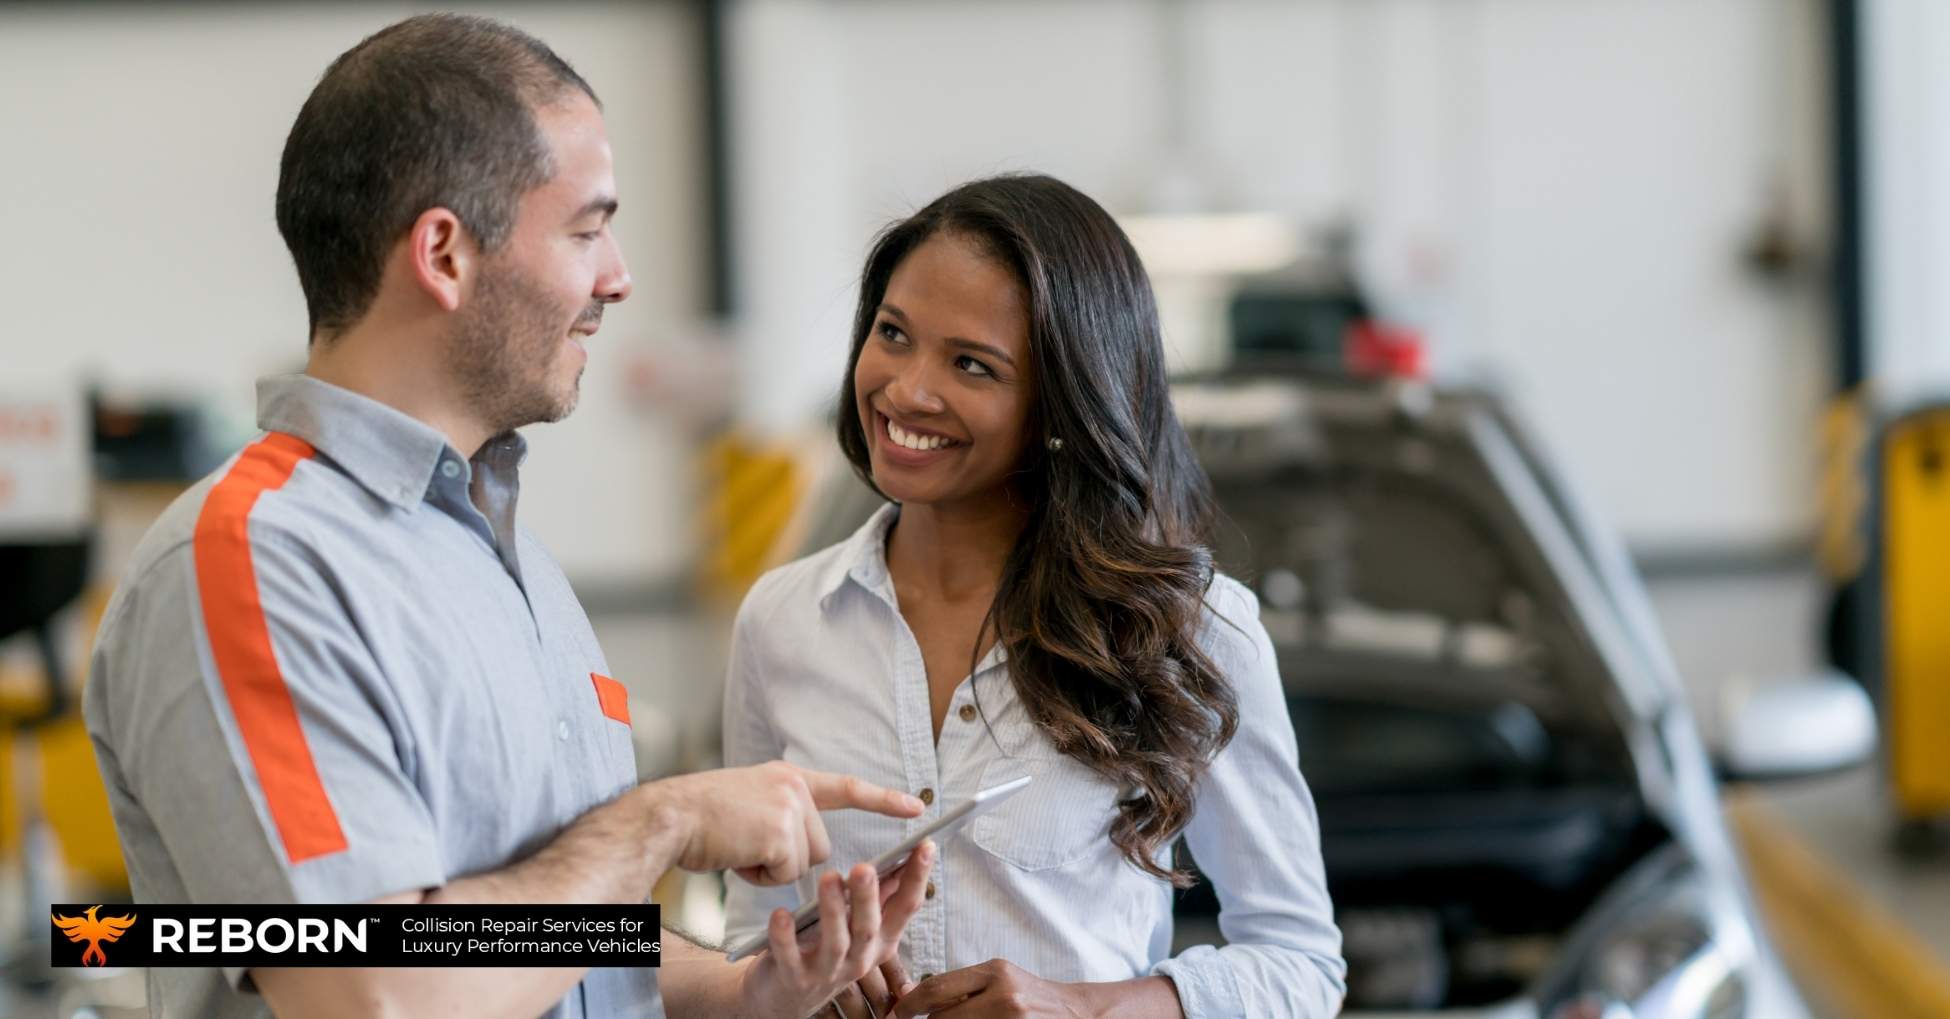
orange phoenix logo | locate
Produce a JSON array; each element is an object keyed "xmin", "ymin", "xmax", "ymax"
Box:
[{"xmin": 52, "ymin": 905, "xmax": 138, "ymax": 967}]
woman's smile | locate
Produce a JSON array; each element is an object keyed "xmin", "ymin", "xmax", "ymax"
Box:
[{"xmin": 873, "ymin": 409, "xmax": 966, "ymax": 467}]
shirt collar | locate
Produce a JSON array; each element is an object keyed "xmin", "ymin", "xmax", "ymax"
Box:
[
  {"xmin": 816, "ymin": 501, "xmax": 900, "ymax": 612},
  {"xmin": 255, "ymin": 374, "xmax": 527, "ymax": 510},
  {"xmin": 815, "ymin": 501, "xmax": 1008, "ymax": 672}
]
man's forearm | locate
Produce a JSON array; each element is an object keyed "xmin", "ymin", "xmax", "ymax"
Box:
[
  {"xmin": 431, "ymin": 784, "xmax": 687, "ymax": 907},
  {"xmin": 256, "ymin": 785, "xmax": 690, "ymax": 1019},
  {"xmin": 658, "ymin": 931, "xmax": 762, "ymax": 1019}
]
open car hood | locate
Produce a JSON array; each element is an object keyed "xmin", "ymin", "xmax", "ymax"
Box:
[{"xmin": 1173, "ymin": 374, "xmax": 1678, "ymax": 746}]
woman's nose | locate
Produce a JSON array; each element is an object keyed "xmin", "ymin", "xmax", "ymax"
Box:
[{"xmin": 884, "ymin": 361, "xmax": 946, "ymax": 415}]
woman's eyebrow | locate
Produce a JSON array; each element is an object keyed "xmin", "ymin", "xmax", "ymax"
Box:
[
  {"xmin": 878, "ymin": 302, "xmax": 1018, "ymax": 367},
  {"xmin": 948, "ymin": 337, "xmax": 1016, "ymax": 367}
]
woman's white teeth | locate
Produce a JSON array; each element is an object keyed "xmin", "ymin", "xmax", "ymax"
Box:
[{"xmin": 887, "ymin": 418, "xmax": 951, "ymax": 451}]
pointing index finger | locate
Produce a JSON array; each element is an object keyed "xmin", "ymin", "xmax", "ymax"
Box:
[{"xmin": 800, "ymin": 769, "xmax": 925, "ymax": 817}]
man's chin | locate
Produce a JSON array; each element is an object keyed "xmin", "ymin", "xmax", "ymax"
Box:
[
  {"xmin": 497, "ymin": 378, "xmax": 581, "ymax": 432},
  {"xmin": 542, "ymin": 373, "xmax": 583, "ymax": 423}
]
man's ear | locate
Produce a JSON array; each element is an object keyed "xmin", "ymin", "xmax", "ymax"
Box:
[{"xmin": 404, "ymin": 207, "xmax": 474, "ymax": 313}]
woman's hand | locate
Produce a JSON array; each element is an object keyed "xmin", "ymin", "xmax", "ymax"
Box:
[
  {"xmin": 888, "ymin": 959, "xmax": 1096, "ymax": 1018},
  {"xmin": 735, "ymin": 841, "xmax": 935, "ymax": 1019},
  {"xmin": 889, "ymin": 961, "xmax": 1183, "ymax": 1019},
  {"xmin": 829, "ymin": 956, "xmax": 910, "ymax": 1018}
]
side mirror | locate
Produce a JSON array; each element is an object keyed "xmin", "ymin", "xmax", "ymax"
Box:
[{"xmin": 1716, "ymin": 673, "xmax": 1878, "ymax": 783}]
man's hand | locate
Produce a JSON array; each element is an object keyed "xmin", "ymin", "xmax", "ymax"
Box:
[
  {"xmin": 738, "ymin": 840, "xmax": 935, "ymax": 1019},
  {"xmin": 651, "ymin": 761, "xmax": 925, "ymax": 885}
]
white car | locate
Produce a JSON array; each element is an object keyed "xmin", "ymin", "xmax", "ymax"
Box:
[{"xmin": 1166, "ymin": 373, "xmax": 1855, "ymax": 1019}]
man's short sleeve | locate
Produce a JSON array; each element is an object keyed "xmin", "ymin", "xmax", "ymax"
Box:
[{"xmin": 91, "ymin": 527, "xmax": 446, "ymax": 909}]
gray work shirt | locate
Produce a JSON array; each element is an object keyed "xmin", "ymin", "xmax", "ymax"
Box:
[{"xmin": 84, "ymin": 374, "xmax": 661, "ymax": 1019}]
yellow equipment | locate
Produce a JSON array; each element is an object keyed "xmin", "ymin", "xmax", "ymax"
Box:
[{"xmin": 1873, "ymin": 403, "xmax": 1950, "ymax": 851}]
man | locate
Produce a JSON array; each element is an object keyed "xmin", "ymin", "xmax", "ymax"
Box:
[{"xmin": 83, "ymin": 14, "xmax": 930, "ymax": 1018}]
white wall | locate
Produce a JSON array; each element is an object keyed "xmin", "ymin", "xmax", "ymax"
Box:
[
  {"xmin": 0, "ymin": 3, "xmax": 704, "ymax": 583},
  {"xmin": 1866, "ymin": 0, "xmax": 1950, "ymax": 410},
  {"xmin": 0, "ymin": 0, "xmax": 1846, "ymax": 569},
  {"xmin": 728, "ymin": 0, "xmax": 1833, "ymax": 552}
]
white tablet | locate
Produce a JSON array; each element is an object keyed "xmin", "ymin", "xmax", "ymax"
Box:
[{"xmin": 723, "ymin": 774, "xmax": 1032, "ymax": 962}]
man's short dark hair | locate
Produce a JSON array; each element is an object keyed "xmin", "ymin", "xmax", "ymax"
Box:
[{"xmin": 275, "ymin": 13, "xmax": 599, "ymax": 340}]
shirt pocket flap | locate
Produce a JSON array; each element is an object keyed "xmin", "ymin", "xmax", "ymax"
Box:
[{"xmin": 972, "ymin": 756, "xmax": 1120, "ymax": 871}]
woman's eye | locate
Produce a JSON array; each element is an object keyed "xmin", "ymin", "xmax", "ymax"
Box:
[
  {"xmin": 956, "ymin": 355, "xmax": 994, "ymax": 378},
  {"xmin": 877, "ymin": 322, "xmax": 907, "ymax": 344}
]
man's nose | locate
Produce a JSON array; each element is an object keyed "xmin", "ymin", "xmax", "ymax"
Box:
[{"xmin": 597, "ymin": 238, "xmax": 632, "ymax": 304}]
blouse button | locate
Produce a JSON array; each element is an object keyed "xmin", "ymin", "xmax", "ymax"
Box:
[
  {"xmin": 958, "ymin": 704, "xmax": 977, "ymax": 722},
  {"xmin": 918, "ymin": 788, "xmax": 934, "ymax": 805}
]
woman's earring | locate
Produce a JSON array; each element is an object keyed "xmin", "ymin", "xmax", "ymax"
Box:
[{"xmin": 1046, "ymin": 435, "xmax": 1064, "ymax": 452}]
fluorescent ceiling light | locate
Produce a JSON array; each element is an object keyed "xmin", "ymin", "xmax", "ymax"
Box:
[{"xmin": 1120, "ymin": 212, "xmax": 1302, "ymax": 277}]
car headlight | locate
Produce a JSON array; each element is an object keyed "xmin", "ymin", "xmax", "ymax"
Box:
[{"xmin": 1544, "ymin": 852, "xmax": 1750, "ymax": 1019}]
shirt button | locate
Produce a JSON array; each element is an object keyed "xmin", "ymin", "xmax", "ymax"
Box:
[
  {"xmin": 556, "ymin": 720, "xmax": 570, "ymax": 742},
  {"xmin": 925, "ymin": 882, "xmax": 935, "ymax": 900},
  {"xmin": 918, "ymin": 788, "xmax": 934, "ymax": 805},
  {"xmin": 958, "ymin": 704, "xmax": 977, "ymax": 722},
  {"xmin": 440, "ymin": 459, "xmax": 462, "ymax": 479}
]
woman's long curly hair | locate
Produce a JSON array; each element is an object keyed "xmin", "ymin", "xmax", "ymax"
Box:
[{"xmin": 835, "ymin": 174, "xmax": 1238, "ymax": 884}]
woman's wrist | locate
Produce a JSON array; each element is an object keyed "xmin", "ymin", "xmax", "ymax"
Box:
[{"xmin": 1072, "ymin": 974, "xmax": 1183, "ymax": 1019}]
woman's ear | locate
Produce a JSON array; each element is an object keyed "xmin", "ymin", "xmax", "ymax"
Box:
[{"xmin": 404, "ymin": 207, "xmax": 473, "ymax": 313}]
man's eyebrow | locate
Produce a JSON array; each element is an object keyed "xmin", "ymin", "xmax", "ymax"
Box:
[{"xmin": 572, "ymin": 196, "xmax": 619, "ymax": 223}]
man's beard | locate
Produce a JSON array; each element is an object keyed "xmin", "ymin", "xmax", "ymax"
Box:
[{"xmin": 446, "ymin": 260, "xmax": 599, "ymax": 435}]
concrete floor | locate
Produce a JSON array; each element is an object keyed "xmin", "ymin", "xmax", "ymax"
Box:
[{"xmin": 1754, "ymin": 765, "xmax": 1950, "ymax": 982}]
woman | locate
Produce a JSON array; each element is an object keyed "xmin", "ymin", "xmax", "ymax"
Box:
[{"xmin": 723, "ymin": 174, "xmax": 1344, "ymax": 1018}]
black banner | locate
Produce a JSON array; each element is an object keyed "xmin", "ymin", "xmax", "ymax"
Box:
[{"xmin": 50, "ymin": 903, "xmax": 661, "ymax": 968}]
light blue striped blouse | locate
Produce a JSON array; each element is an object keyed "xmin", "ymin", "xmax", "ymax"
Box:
[{"xmin": 722, "ymin": 504, "xmax": 1346, "ymax": 1018}]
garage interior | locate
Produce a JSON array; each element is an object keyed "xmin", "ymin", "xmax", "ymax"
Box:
[{"xmin": 4, "ymin": 2, "xmax": 1950, "ymax": 1018}]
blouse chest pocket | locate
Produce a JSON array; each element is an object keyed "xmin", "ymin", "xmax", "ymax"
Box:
[{"xmin": 972, "ymin": 740, "xmax": 1123, "ymax": 872}]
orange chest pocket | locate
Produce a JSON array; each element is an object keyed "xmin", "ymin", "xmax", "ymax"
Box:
[{"xmin": 590, "ymin": 673, "xmax": 631, "ymax": 726}]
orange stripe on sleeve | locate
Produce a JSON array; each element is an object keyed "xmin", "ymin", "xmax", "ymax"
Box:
[
  {"xmin": 591, "ymin": 673, "xmax": 631, "ymax": 726},
  {"xmin": 192, "ymin": 431, "xmax": 349, "ymax": 864}
]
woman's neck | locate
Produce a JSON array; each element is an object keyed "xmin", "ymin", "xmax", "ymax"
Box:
[{"xmin": 884, "ymin": 492, "xmax": 1028, "ymax": 603}]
